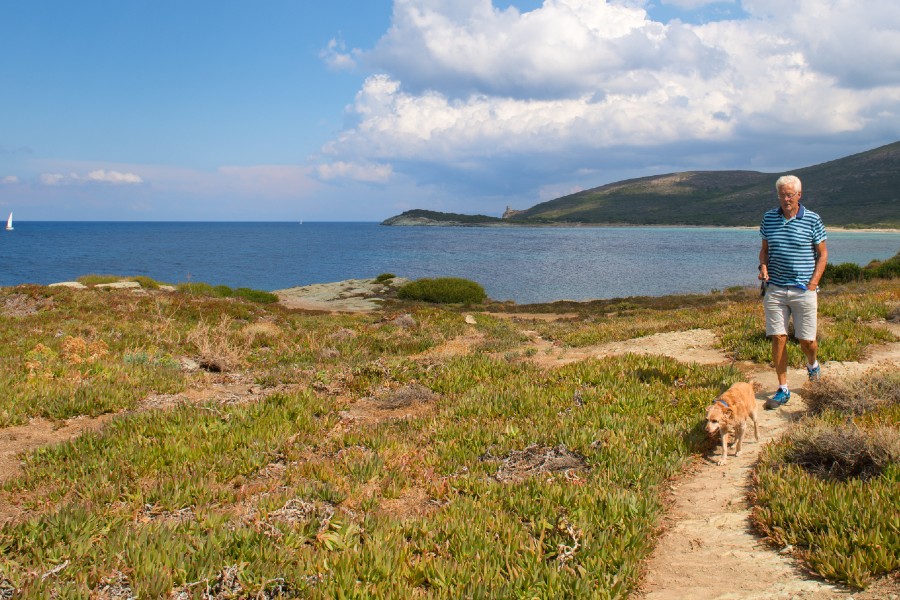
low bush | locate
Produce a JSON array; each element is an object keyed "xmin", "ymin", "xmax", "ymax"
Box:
[
  {"xmin": 397, "ymin": 277, "xmax": 487, "ymax": 304},
  {"xmin": 784, "ymin": 422, "xmax": 900, "ymax": 481},
  {"xmin": 823, "ymin": 262, "xmax": 863, "ymax": 285},
  {"xmin": 865, "ymin": 253, "xmax": 900, "ymax": 279},
  {"xmin": 234, "ymin": 287, "xmax": 278, "ymax": 304},
  {"xmin": 176, "ymin": 282, "xmax": 277, "ymax": 303},
  {"xmin": 824, "ymin": 251, "xmax": 900, "ymax": 285},
  {"xmin": 132, "ymin": 276, "xmax": 162, "ymax": 290},
  {"xmin": 805, "ymin": 371, "xmax": 900, "ymax": 415},
  {"xmin": 375, "ymin": 273, "xmax": 396, "ymax": 283},
  {"xmin": 177, "ymin": 282, "xmax": 218, "ymax": 296}
]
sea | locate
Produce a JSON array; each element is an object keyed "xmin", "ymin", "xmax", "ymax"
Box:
[{"xmin": 1, "ymin": 222, "xmax": 898, "ymax": 305}]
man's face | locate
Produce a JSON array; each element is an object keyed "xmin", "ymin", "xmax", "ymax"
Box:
[{"xmin": 777, "ymin": 184, "xmax": 800, "ymax": 214}]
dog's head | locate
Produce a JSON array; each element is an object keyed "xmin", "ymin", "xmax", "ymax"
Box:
[{"xmin": 705, "ymin": 399, "xmax": 731, "ymax": 436}]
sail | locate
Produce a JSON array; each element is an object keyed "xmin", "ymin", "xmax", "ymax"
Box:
[{"xmin": 5, "ymin": 212, "xmax": 11, "ymax": 230}]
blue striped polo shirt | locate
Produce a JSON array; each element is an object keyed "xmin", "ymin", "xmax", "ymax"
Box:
[{"xmin": 760, "ymin": 204, "xmax": 827, "ymax": 287}]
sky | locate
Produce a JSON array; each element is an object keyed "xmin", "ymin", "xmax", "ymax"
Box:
[{"xmin": 2, "ymin": 0, "xmax": 899, "ymax": 222}]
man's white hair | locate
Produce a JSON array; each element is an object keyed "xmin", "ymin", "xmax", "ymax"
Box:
[{"xmin": 775, "ymin": 175, "xmax": 802, "ymax": 191}]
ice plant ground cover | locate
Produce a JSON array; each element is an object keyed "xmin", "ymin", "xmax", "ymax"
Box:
[{"xmin": 0, "ymin": 276, "xmax": 897, "ymax": 598}]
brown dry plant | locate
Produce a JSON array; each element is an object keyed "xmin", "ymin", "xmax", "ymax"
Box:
[
  {"xmin": 785, "ymin": 422, "xmax": 900, "ymax": 481},
  {"xmin": 805, "ymin": 370, "xmax": 900, "ymax": 415}
]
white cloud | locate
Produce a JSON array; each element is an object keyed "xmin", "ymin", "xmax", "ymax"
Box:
[
  {"xmin": 320, "ymin": 38, "xmax": 358, "ymax": 71},
  {"xmin": 86, "ymin": 169, "xmax": 143, "ymax": 184},
  {"xmin": 1, "ymin": 176, "xmax": 20, "ymax": 185},
  {"xmin": 364, "ymin": 0, "xmax": 720, "ymax": 98},
  {"xmin": 660, "ymin": 0, "xmax": 733, "ymax": 10},
  {"xmin": 316, "ymin": 0, "xmax": 900, "ymax": 196},
  {"xmin": 40, "ymin": 173, "xmax": 67, "ymax": 186},
  {"xmin": 316, "ymin": 160, "xmax": 394, "ymax": 183},
  {"xmin": 40, "ymin": 169, "xmax": 144, "ymax": 186}
]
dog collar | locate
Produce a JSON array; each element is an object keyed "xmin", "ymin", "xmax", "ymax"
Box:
[{"xmin": 715, "ymin": 399, "xmax": 730, "ymax": 408}]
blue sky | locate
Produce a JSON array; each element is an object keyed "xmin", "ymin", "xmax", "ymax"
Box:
[{"xmin": 2, "ymin": 0, "xmax": 899, "ymax": 221}]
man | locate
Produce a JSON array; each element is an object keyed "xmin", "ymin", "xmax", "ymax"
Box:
[{"xmin": 758, "ymin": 175, "xmax": 828, "ymax": 409}]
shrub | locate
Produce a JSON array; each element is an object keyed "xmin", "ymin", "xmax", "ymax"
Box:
[
  {"xmin": 865, "ymin": 253, "xmax": 900, "ymax": 280},
  {"xmin": 177, "ymin": 282, "xmax": 218, "ymax": 296},
  {"xmin": 823, "ymin": 262, "xmax": 863, "ymax": 285},
  {"xmin": 234, "ymin": 287, "xmax": 278, "ymax": 303},
  {"xmin": 397, "ymin": 277, "xmax": 487, "ymax": 304},
  {"xmin": 375, "ymin": 273, "xmax": 396, "ymax": 283},
  {"xmin": 823, "ymin": 252, "xmax": 900, "ymax": 285},
  {"xmin": 174, "ymin": 283, "xmax": 275, "ymax": 303},
  {"xmin": 805, "ymin": 371, "xmax": 900, "ymax": 415},
  {"xmin": 132, "ymin": 276, "xmax": 162, "ymax": 290},
  {"xmin": 784, "ymin": 422, "xmax": 900, "ymax": 481}
]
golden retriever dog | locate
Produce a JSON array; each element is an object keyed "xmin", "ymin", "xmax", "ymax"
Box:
[{"xmin": 705, "ymin": 382, "xmax": 759, "ymax": 465}]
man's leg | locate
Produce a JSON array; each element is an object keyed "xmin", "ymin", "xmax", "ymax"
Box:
[
  {"xmin": 764, "ymin": 287, "xmax": 792, "ymax": 408},
  {"xmin": 799, "ymin": 338, "xmax": 818, "ymax": 365},
  {"xmin": 772, "ymin": 334, "xmax": 789, "ymax": 386},
  {"xmin": 793, "ymin": 290, "xmax": 820, "ymax": 379}
]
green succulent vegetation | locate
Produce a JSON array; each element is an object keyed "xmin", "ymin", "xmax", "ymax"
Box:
[
  {"xmin": 375, "ymin": 273, "xmax": 397, "ymax": 283},
  {"xmin": 753, "ymin": 370, "xmax": 900, "ymax": 588},
  {"xmin": 0, "ymin": 276, "xmax": 897, "ymax": 597},
  {"xmin": 397, "ymin": 277, "xmax": 488, "ymax": 305}
]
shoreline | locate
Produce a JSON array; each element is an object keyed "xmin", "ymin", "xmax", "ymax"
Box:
[{"xmin": 379, "ymin": 220, "xmax": 900, "ymax": 233}]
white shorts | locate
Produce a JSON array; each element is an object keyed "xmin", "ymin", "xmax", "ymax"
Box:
[{"xmin": 764, "ymin": 285, "xmax": 818, "ymax": 341}]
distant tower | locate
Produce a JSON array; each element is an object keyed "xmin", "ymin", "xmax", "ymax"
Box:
[{"xmin": 502, "ymin": 206, "xmax": 523, "ymax": 219}]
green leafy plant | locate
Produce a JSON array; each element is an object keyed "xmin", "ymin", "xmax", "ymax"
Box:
[{"xmin": 397, "ymin": 277, "xmax": 487, "ymax": 304}]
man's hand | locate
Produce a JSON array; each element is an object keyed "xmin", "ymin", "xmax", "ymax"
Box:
[{"xmin": 758, "ymin": 264, "xmax": 769, "ymax": 281}]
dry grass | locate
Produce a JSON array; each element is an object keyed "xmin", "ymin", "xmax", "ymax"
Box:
[
  {"xmin": 785, "ymin": 423, "xmax": 900, "ymax": 481},
  {"xmin": 805, "ymin": 371, "xmax": 900, "ymax": 415},
  {"xmin": 482, "ymin": 444, "xmax": 589, "ymax": 483},
  {"xmin": 187, "ymin": 316, "xmax": 251, "ymax": 372}
]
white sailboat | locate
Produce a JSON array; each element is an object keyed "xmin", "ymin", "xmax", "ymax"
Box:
[{"xmin": 5, "ymin": 212, "xmax": 11, "ymax": 231}]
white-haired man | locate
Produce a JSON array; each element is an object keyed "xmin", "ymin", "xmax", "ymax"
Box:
[{"xmin": 758, "ymin": 175, "xmax": 828, "ymax": 409}]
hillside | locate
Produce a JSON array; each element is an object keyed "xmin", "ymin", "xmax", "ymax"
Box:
[
  {"xmin": 382, "ymin": 141, "xmax": 900, "ymax": 227},
  {"xmin": 381, "ymin": 209, "xmax": 504, "ymax": 226}
]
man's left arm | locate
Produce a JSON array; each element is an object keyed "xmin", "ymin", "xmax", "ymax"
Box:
[{"xmin": 808, "ymin": 240, "xmax": 828, "ymax": 290}]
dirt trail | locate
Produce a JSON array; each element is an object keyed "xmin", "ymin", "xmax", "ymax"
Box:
[{"xmin": 633, "ymin": 326, "xmax": 900, "ymax": 600}]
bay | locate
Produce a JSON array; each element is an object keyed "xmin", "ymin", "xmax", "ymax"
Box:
[{"xmin": 1, "ymin": 222, "xmax": 897, "ymax": 304}]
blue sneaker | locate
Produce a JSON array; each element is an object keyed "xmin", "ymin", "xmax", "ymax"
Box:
[
  {"xmin": 765, "ymin": 388, "xmax": 790, "ymax": 410},
  {"xmin": 807, "ymin": 364, "xmax": 821, "ymax": 381}
]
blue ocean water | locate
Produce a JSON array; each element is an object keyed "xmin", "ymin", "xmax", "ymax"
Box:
[{"xmin": 1, "ymin": 222, "xmax": 897, "ymax": 304}]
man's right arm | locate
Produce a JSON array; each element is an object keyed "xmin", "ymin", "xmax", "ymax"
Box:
[{"xmin": 759, "ymin": 240, "xmax": 769, "ymax": 281}]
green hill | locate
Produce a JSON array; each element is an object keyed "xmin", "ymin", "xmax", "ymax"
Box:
[{"xmin": 383, "ymin": 142, "xmax": 900, "ymax": 228}]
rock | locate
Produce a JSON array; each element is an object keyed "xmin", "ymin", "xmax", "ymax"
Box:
[
  {"xmin": 179, "ymin": 357, "xmax": 200, "ymax": 372},
  {"xmin": 390, "ymin": 314, "xmax": 417, "ymax": 328},
  {"xmin": 464, "ymin": 315, "xmax": 477, "ymax": 325},
  {"xmin": 49, "ymin": 282, "xmax": 87, "ymax": 289},
  {"xmin": 274, "ymin": 277, "xmax": 410, "ymax": 313},
  {"xmin": 95, "ymin": 281, "xmax": 142, "ymax": 289}
]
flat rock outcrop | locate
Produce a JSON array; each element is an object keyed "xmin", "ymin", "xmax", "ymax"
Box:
[{"xmin": 274, "ymin": 277, "xmax": 409, "ymax": 312}]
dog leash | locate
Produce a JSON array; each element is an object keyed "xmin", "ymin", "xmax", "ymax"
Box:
[{"xmin": 715, "ymin": 399, "xmax": 730, "ymax": 409}]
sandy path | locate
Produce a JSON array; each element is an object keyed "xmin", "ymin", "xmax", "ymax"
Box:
[
  {"xmin": 636, "ymin": 331, "xmax": 900, "ymax": 599},
  {"xmin": 502, "ymin": 323, "xmax": 899, "ymax": 598},
  {"xmin": 638, "ymin": 369, "xmax": 853, "ymax": 599}
]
